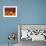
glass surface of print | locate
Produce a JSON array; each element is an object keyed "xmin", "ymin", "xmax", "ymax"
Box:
[{"xmin": 3, "ymin": 6, "xmax": 17, "ymax": 17}]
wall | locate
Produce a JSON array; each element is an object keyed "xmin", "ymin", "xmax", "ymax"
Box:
[
  {"xmin": 0, "ymin": 0, "xmax": 46, "ymax": 44},
  {"xmin": 0, "ymin": 0, "xmax": 18, "ymax": 44}
]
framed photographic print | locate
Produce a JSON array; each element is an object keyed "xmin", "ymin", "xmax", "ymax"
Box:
[{"xmin": 3, "ymin": 6, "xmax": 17, "ymax": 17}]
